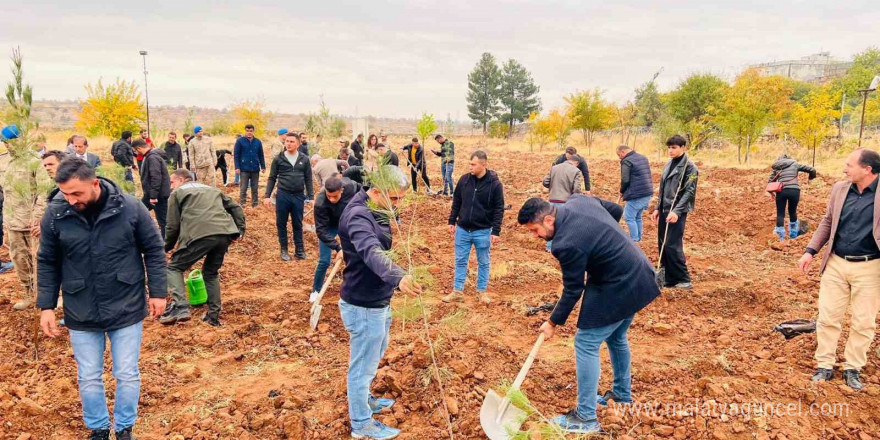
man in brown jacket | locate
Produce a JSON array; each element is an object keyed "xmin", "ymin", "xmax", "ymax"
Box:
[
  {"xmin": 189, "ymin": 127, "xmax": 216, "ymax": 186},
  {"xmin": 798, "ymin": 149, "xmax": 880, "ymax": 390}
]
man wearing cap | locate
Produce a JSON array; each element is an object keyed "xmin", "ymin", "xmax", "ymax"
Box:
[
  {"xmin": 233, "ymin": 124, "xmax": 266, "ymax": 207},
  {"xmin": 270, "ymin": 129, "xmax": 288, "ymax": 158},
  {"xmin": 189, "ymin": 126, "xmax": 216, "ymax": 186}
]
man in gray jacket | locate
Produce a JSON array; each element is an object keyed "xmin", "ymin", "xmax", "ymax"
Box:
[
  {"xmin": 542, "ymin": 155, "xmax": 583, "ymax": 250},
  {"xmin": 159, "ymin": 169, "xmax": 246, "ymax": 327}
]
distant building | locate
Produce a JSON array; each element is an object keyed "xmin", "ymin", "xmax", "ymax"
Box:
[{"xmin": 750, "ymin": 52, "xmax": 852, "ymax": 83}]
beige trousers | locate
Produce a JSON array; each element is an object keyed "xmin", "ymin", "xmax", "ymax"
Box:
[
  {"xmin": 195, "ymin": 166, "xmax": 215, "ymax": 186},
  {"xmin": 7, "ymin": 229, "xmax": 36, "ymax": 291},
  {"xmin": 815, "ymin": 254, "xmax": 880, "ymax": 370}
]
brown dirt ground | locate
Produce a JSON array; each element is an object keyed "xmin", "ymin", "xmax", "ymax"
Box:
[{"xmin": 1, "ymin": 145, "xmax": 879, "ymax": 440}]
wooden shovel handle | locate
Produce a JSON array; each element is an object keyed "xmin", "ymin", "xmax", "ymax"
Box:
[
  {"xmin": 314, "ymin": 257, "xmax": 343, "ymax": 304},
  {"xmin": 511, "ymin": 333, "xmax": 545, "ymax": 390}
]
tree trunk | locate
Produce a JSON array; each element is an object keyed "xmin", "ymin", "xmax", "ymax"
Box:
[
  {"xmin": 812, "ymin": 139, "xmax": 817, "ymax": 167},
  {"xmin": 745, "ymin": 133, "xmax": 752, "ymax": 164}
]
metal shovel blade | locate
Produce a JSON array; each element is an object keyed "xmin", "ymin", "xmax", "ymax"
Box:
[
  {"xmin": 480, "ymin": 389, "xmax": 526, "ymax": 440},
  {"xmin": 309, "ymin": 303, "xmax": 322, "ymax": 330}
]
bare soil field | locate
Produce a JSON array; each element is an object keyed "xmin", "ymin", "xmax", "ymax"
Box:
[{"xmin": 1, "ymin": 143, "xmax": 878, "ymax": 440}]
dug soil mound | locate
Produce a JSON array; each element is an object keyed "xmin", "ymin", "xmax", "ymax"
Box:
[{"xmin": 1, "ymin": 147, "xmax": 877, "ymax": 440}]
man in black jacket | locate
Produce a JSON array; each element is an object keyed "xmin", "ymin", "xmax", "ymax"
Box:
[
  {"xmin": 37, "ymin": 159, "xmax": 167, "ymax": 440},
  {"xmin": 162, "ymin": 131, "xmax": 185, "ymax": 170},
  {"xmin": 553, "ymin": 146, "xmax": 591, "ymax": 192},
  {"xmin": 111, "ymin": 130, "xmax": 136, "ymax": 183},
  {"xmin": 518, "ymin": 195, "xmax": 659, "ymax": 435},
  {"xmin": 310, "ymin": 175, "xmax": 360, "ymax": 302},
  {"xmin": 264, "ymin": 132, "xmax": 314, "ymax": 261},
  {"xmin": 376, "ymin": 143, "xmax": 399, "ymax": 167},
  {"xmin": 350, "ymin": 133, "xmax": 365, "ymax": 163},
  {"xmin": 401, "ymin": 137, "xmax": 432, "ymax": 194},
  {"xmin": 134, "ymin": 139, "xmax": 172, "ymax": 238},
  {"xmin": 651, "ymin": 135, "xmax": 698, "ymax": 290},
  {"xmin": 443, "ymin": 150, "xmax": 504, "ymax": 304}
]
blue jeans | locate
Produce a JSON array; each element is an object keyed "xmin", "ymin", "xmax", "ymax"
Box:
[
  {"xmin": 276, "ymin": 190, "xmax": 305, "ymax": 251},
  {"xmin": 69, "ymin": 321, "xmax": 144, "ymax": 432},
  {"xmin": 454, "ymin": 226, "xmax": 491, "ymax": 292},
  {"xmin": 339, "ymin": 300, "xmax": 392, "ymax": 429},
  {"xmin": 546, "ymin": 202, "xmax": 565, "ymax": 251},
  {"xmin": 574, "ymin": 316, "xmax": 634, "ymax": 421},
  {"xmin": 312, "ymin": 228, "xmax": 338, "ymax": 292},
  {"xmin": 441, "ymin": 162, "xmax": 454, "ymax": 195},
  {"xmin": 623, "ymin": 195, "xmax": 651, "ymax": 242}
]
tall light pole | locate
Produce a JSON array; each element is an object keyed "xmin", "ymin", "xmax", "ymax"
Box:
[
  {"xmin": 139, "ymin": 50, "xmax": 150, "ymax": 138},
  {"xmin": 857, "ymin": 75, "xmax": 880, "ymax": 148}
]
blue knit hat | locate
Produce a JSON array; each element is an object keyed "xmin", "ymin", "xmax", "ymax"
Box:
[
  {"xmin": 193, "ymin": 126, "xmax": 203, "ymax": 134},
  {"xmin": 1, "ymin": 125, "xmax": 20, "ymax": 141},
  {"xmin": 278, "ymin": 128, "xmax": 288, "ymax": 136}
]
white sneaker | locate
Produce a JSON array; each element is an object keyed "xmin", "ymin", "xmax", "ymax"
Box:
[{"xmin": 309, "ymin": 291, "xmax": 320, "ymax": 303}]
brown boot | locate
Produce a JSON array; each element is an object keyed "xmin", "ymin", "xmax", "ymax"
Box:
[{"xmin": 441, "ymin": 291, "xmax": 464, "ymax": 303}]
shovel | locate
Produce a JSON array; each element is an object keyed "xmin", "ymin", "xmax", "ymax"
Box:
[
  {"xmin": 309, "ymin": 256, "xmax": 344, "ymax": 330},
  {"xmin": 303, "ymin": 206, "xmax": 316, "ymax": 233},
  {"xmin": 480, "ymin": 333, "xmax": 545, "ymax": 440}
]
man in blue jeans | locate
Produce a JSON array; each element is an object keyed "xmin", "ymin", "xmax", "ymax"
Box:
[
  {"xmin": 264, "ymin": 133, "xmax": 314, "ymax": 261},
  {"xmin": 617, "ymin": 145, "xmax": 654, "ymax": 241},
  {"xmin": 518, "ymin": 195, "xmax": 660, "ymax": 435},
  {"xmin": 431, "ymin": 134, "xmax": 455, "ymax": 197},
  {"xmin": 442, "ymin": 150, "xmax": 505, "ymax": 304},
  {"xmin": 338, "ymin": 166, "xmax": 422, "ymax": 439},
  {"xmin": 310, "ymin": 174, "xmax": 360, "ymax": 302},
  {"xmin": 37, "ymin": 159, "xmax": 167, "ymax": 440}
]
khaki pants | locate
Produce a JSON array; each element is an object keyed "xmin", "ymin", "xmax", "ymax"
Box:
[
  {"xmin": 7, "ymin": 229, "xmax": 35, "ymax": 291},
  {"xmin": 815, "ymin": 255, "xmax": 880, "ymax": 370},
  {"xmin": 195, "ymin": 166, "xmax": 215, "ymax": 186}
]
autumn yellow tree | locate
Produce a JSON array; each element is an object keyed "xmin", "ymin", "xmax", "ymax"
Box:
[
  {"xmin": 545, "ymin": 108, "xmax": 572, "ymax": 149},
  {"xmin": 716, "ymin": 69, "xmax": 792, "ymax": 164},
  {"xmin": 527, "ymin": 111, "xmax": 553, "ymax": 151},
  {"xmin": 230, "ymin": 98, "xmax": 272, "ymax": 136},
  {"xmin": 75, "ymin": 78, "xmax": 145, "ymax": 137},
  {"xmin": 786, "ymin": 87, "xmax": 838, "ymax": 166},
  {"xmin": 565, "ymin": 89, "xmax": 613, "ymax": 155}
]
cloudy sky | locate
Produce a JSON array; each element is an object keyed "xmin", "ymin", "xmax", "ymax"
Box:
[{"xmin": 0, "ymin": 0, "xmax": 875, "ymax": 119}]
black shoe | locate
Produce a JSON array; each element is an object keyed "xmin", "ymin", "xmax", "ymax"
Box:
[
  {"xmin": 89, "ymin": 429, "xmax": 110, "ymax": 440},
  {"xmin": 159, "ymin": 302, "xmax": 176, "ymax": 319},
  {"xmin": 294, "ymin": 250, "xmax": 307, "ymax": 260},
  {"xmin": 158, "ymin": 305, "xmax": 191, "ymax": 325},
  {"xmin": 842, "ymin": 369, "xmax": 863, "ymax": 390},
  {"xmin": 202, "ymin": 313, "xmax": 221, "ymax": 327},
  {"xmin": 811, "ymin": 368, "xmax": 834, "ymax": 382},
  {"xmin": 280, "ymin": 250, "xmax": 291, "ymax": 261},
  {"xmin": 115, "ymin": 427, "xmax": 134, "ymax": 440}
]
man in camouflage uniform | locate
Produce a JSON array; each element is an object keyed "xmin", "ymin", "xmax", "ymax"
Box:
[
  {"xmin": 2, "ymin": 138, "xmax": 52, "ymax": 310},
  {"xmin": 189, "ymin": 126, "xmax": 216, "ymax": 186},
  {"xmin": 432, "ymin": 134, "xmax": 455, "ymax": 196},
  {"xmin": 269, "ymin": 129, "xmax": 287, "ymax": 158}
]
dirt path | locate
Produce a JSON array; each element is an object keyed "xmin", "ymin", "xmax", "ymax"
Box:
[{"xmin": 1, "ymin": 146, "xmax": 878, "ymax": 440}]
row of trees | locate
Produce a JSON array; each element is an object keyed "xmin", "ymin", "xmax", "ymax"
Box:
[
  {"xmin": 526, "ymin": 48, "xmax": 880, "ymax": 164},
  {"xmin": 466, "ymin": 52, "xmax": 541, "ymax": 136}
]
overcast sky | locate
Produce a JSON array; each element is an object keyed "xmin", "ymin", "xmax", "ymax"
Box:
[{"xmin": 0, "ymin": 0, "xmax": 875, "ymax": 119}]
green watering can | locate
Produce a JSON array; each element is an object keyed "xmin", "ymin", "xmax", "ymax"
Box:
[{"xmin": 186, "ymin": 269, "xmax": 208, "ymax": 306}]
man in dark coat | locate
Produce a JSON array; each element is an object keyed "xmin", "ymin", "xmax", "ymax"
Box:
[
  {"xmin": 162, "ymin": 131, "xmax": 185, "ymax": 170},
  {"xmin": 401, "ymin": 137, "xmax": 431, "ymax": 194},
  {"xmin": 264, "ymin": 133, "xmax": 314, "ymax": 261},
  {"xmin": 310, "ymin": 175, "xmax": 360, "ymax": 301},
  {"xmin": 350, "ymin": 133, "xmax": 365, "ymax": 164},
  {"xmin": 134, "ymin": 139, "xmax": 172, "ymax": 238},
  {"xmin": 553, "ymin": 146, "xmax": 591, "ymax": 191},
  {"xmin": 651, "ymin": 135, "xmax": 698, "ymax": 289},
  {"xmin": 37, "ymin": 158, "xmax": 167, "ymax": 440},
  {"xmin": 111, "ymin": 130, "xmax": 136, "ymax": 182},
  {"xmin": 518, "ymin": 194, "xmax": 659, "ymax": 435},
  {"xmin": 234, "ymin": 124, "xmax": 266, "ymax": 207},
  {"xmin": 376, "ymin": 143, "xmax": 399, "ymax": 167},
  {"xmin": 616, "ymin": 145, "xmax": 653, "ymax": 242}
]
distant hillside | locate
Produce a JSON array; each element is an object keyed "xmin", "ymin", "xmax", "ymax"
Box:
[{"xmin": 28, "ymin": 100, "xmax": 464, "ymax": 136}]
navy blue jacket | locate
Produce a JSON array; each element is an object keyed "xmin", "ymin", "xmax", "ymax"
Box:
[
  {"xmin": 36, "ymin": 178, "xmax": 167, "ymax": 332},
  {"xmin": 315, "ymin": 179, "xmax": 361, "ymax": 251},
  {"xmin": 234, "ymin": 136, "xmax": 266, "ymax": 172},
  {"xmin": 620, "ymin": 150, "xmax": 653, "ymax": 201},
  {"xmin": 550, "ymin": 194, "xmax": 660, "ymax": 329},
  {"xmin": 339, "ymin": 190, "xmax": 405, "ymax": 308}
]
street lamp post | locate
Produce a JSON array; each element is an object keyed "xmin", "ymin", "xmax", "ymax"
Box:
[
  {"xmin": 139, "ymin": 50, "xmax": 150, "ymax": 138},
  {"xmin": 857, "ymin": 75, "xmax": 880, "ymax": 148}
]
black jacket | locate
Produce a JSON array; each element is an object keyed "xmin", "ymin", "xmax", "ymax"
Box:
[
  {"xmin": 449, "ymin": 170, "xmax": 505, "ymax": 236},
  {"xmin": 216, "ymin": 149, "xmax": 231, "ymax": 169},
  {"xmin": 351, "ymin": 140, "xmax": 365, "ymax": 161},
  {"xmin": 162, "ymin": 141, "xmax": 184, "ymax": 169},
  {"xmin": 554, "ymin": 153, "xmax": 591, "ymax": 191},
  {"xmin": 36, "ymin": 178, "xmax": 167, "ymax": 332},
  {"xmin": 265, "ymin": 152, "xmax": 315, "ymax": 199},
  {"xmin": 342, "ymin": 166, "xmax": 365, "ymax": 185},
  {"xmin": 401, "ymin": 143, "xmax": 426, "ymax": 169},
  {"xmin": 550, "ymin": 194, "xmax": 659, "ymax": 329},
  {"xmin": 384, "ymin": 151, "xmax": 400, "ymax": 167},
  {"xmin": 140, "ymin": 148, "xmax": 172, "ymax": 200},
  {"xmin": 658, "ymin": 154, "xmax": 699, "ymax": 215},
  {"xmin": 111, "ymin": 139, "xmax": 135, "ymax": 167},
  {"xmin": 314, "ymin": 179, "xmax": 361, "ymax": 251}
]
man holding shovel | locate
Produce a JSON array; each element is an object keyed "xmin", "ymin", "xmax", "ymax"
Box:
[
  {"xmin": 159, "ymin": 170, "xmax": 245, "ymax": 327},
  {"xmin": 651, "ymin": 135, "xmax": 699, "ymax": 290},
  {"xmin": 517, "ymin": 194, "xmax": 660, "ymax": 435},
  {"xmin": 309, "ymin": 174, "xmax": 360, "ymax": 303},
  {"xmin": 338, "ymin": 165, "xmax": 422, "ymax": 440}
]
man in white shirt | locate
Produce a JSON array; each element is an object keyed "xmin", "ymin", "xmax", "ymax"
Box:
[{"xmin": 70, "ymin": 135, "xmax": 102, "ymax": 169}]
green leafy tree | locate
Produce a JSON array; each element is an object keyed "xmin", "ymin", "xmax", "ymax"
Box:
[
  {"xmin": 665, "ymin": 73, "xmax": 728, "ymax": 148},
  {"xmin": 833, "ymin": 48, "xmax": 880, "ymax": 97},
  {"xmin": 466, "ymin": 52, "xmax": 502, "ymax": 134},
  {"xmin": 416, "ymin": 113, "xmax": 438, "ymax": 146},
  {"xmin": 499, "ymin": 58, "xmax": 541, "ymax": 137},
  {"xmin": 546, "ymin": 108, "xmax": 571, "ymax": 149},
  {"xmin": 565, "ymin": 89, "xmax": 613, "ymax": 155},
  {"xmin": 329, "ymin": 118, "xmax": 346, "ymax": 138},
  {"xmin": 634, "ymin": 70, "xmax": 664, "ymax": 127},
  {"xmin": 487, "ymin": 120, "xmax": 508, "ymax": 139},
  {"xmin": 75, "ymin": 78, "xmax": 145, "ymax": 137}
]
